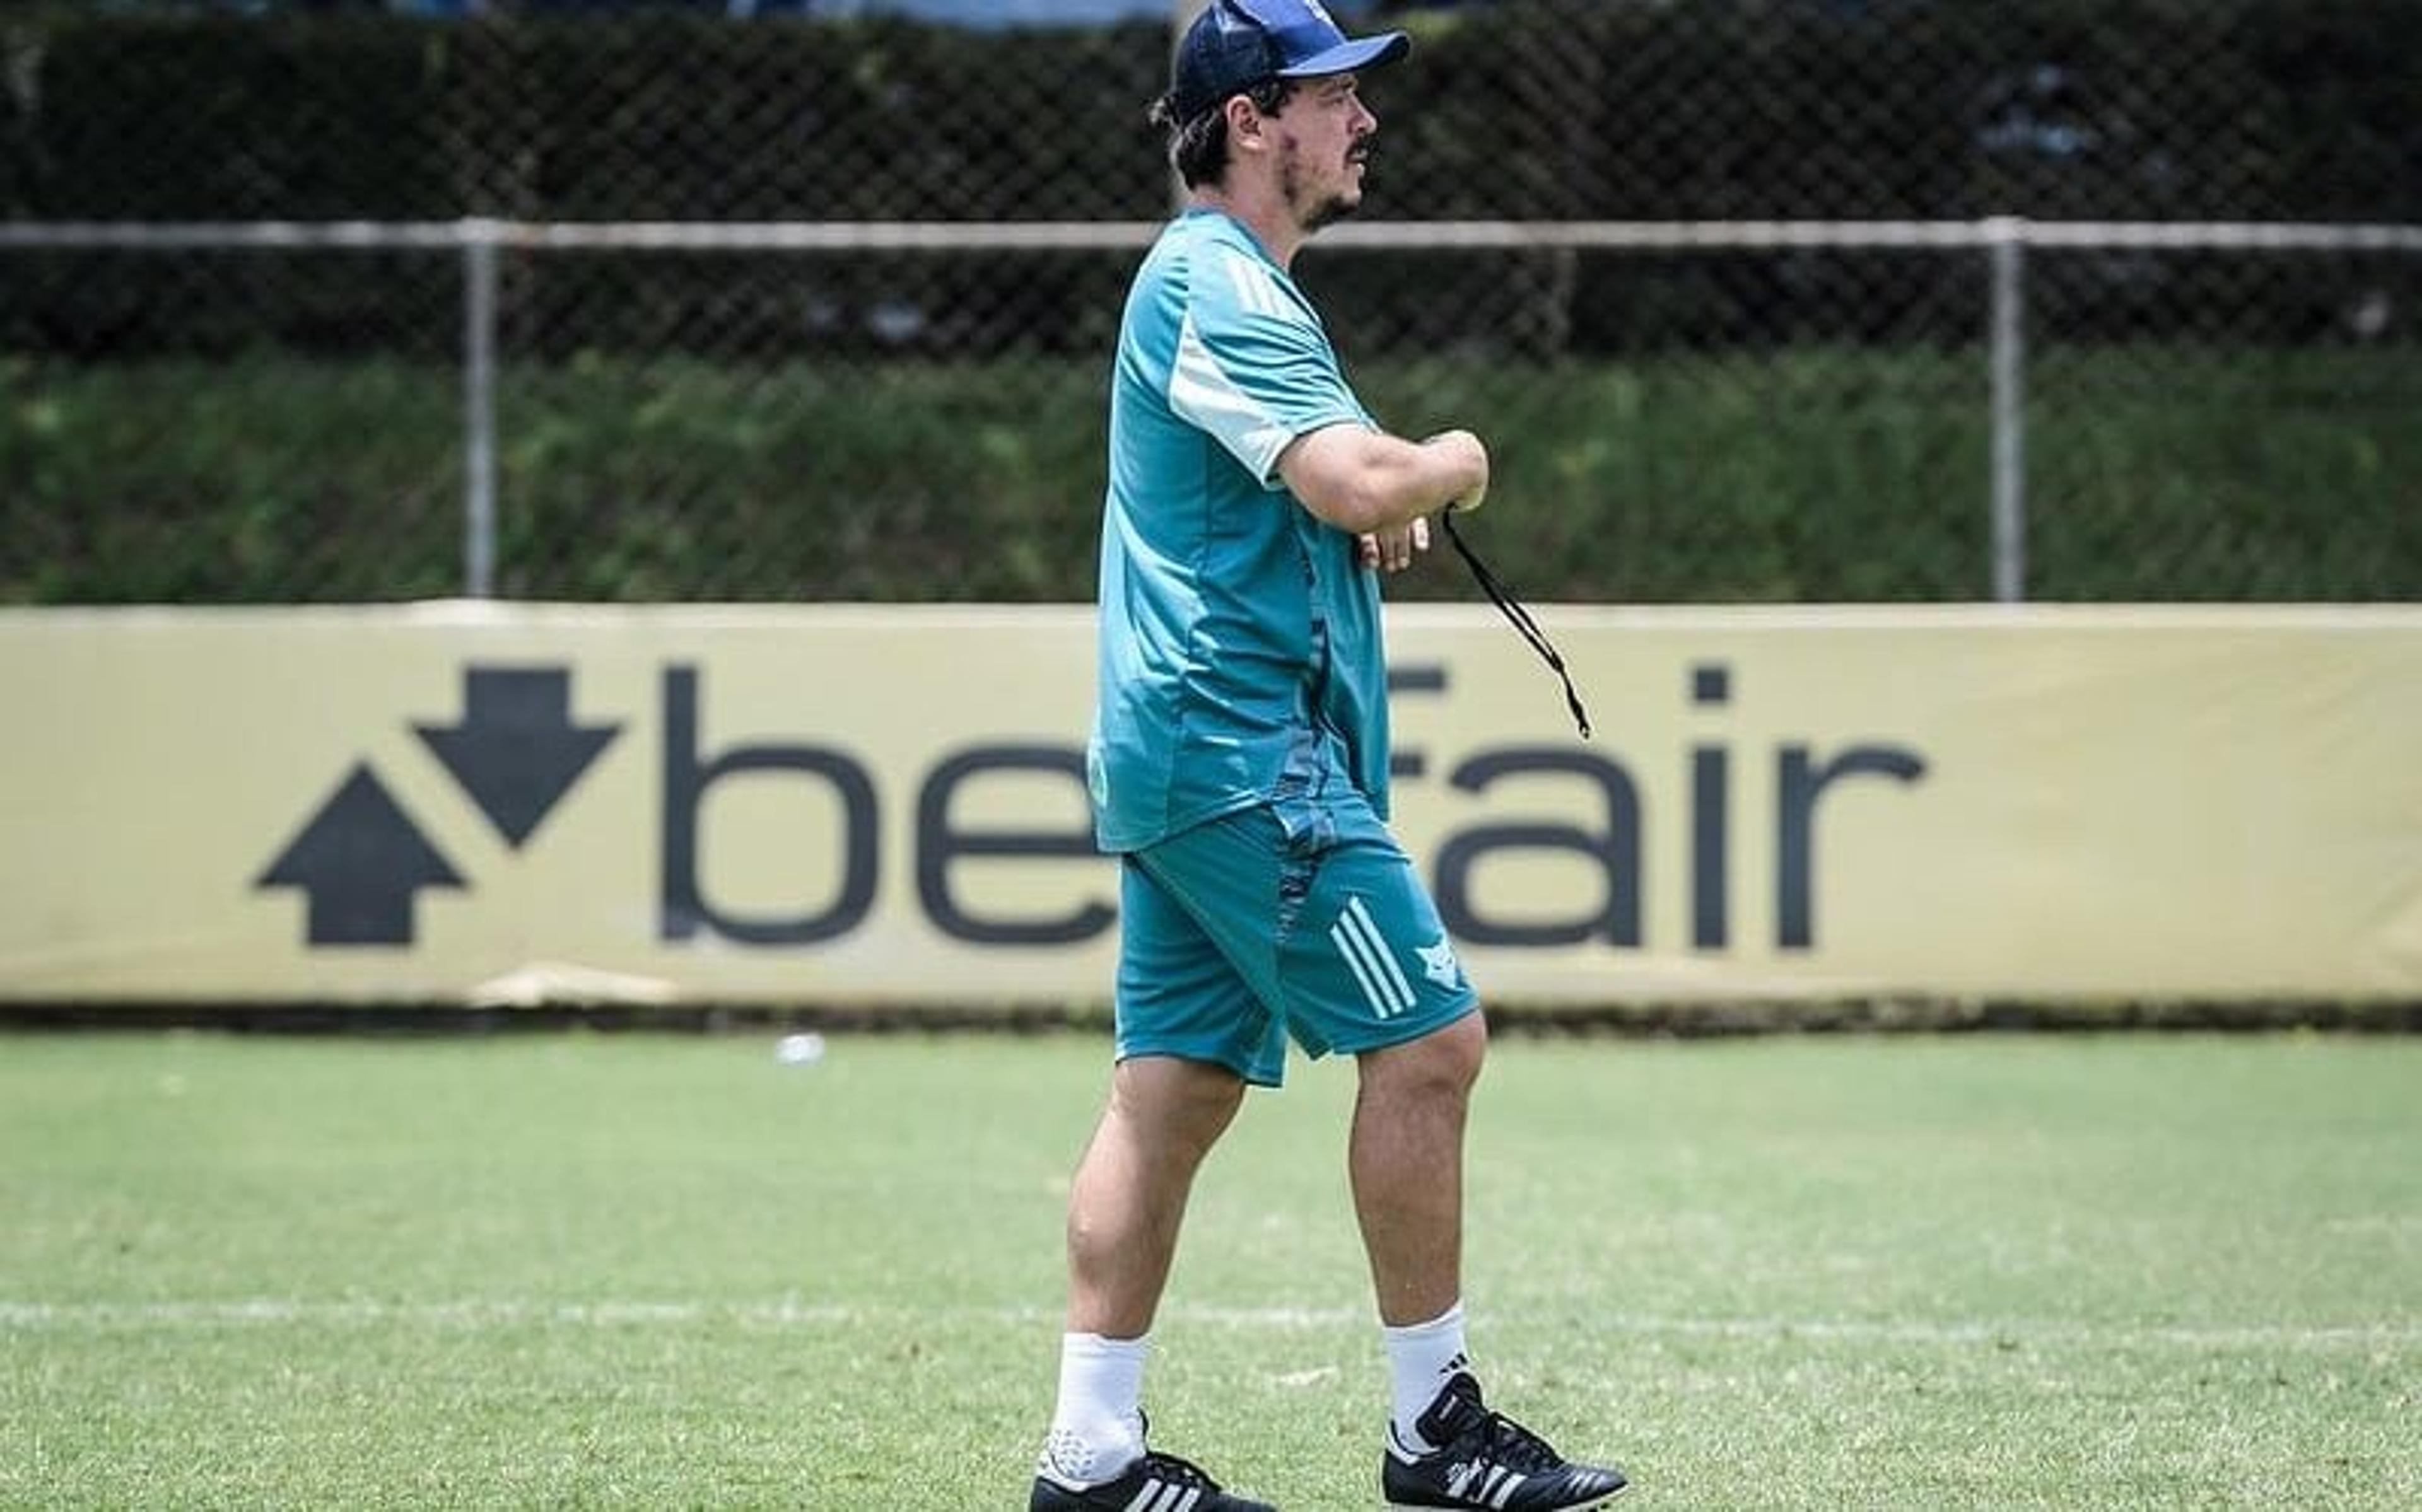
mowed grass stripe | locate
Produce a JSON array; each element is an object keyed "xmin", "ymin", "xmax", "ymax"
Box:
[{"xmin": 4, "ymin": 1298, "xmax": 2416, "ymax": 1353}]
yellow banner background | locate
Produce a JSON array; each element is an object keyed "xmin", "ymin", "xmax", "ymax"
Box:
[{"xmin": 4, "ymin": 603, "xmax": 2417, "ymax": 1006}]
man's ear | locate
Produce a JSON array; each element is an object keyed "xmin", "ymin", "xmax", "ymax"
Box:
[{"xmin": 1224, "ymin": 93, "xmax": 1266, "ymax": 153}]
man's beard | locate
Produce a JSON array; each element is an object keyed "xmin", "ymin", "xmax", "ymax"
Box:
[
  {"xmin": 1280, "ymin": 139, "xmax": 1367, "ymax": 231},
  {"xmin": 1302, "ymin": 188, "xmax": 1362, "ymax": 231}
]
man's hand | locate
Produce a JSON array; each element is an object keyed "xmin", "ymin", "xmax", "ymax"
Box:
[
  {"xmin": 1424, "ymin": 429, "xmax": 1488, "ymax": 515},
  {"xmin": 1359, "ymin": 515, "xmax": 1432, "ymax": 574}
]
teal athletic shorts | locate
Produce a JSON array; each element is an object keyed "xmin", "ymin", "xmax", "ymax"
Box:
[{"xmin": 1114, "ymin": 796, "xmax": 1480, "ymax": 1087}]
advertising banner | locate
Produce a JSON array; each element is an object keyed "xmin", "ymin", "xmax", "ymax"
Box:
[{"xmin": 4, "ymin": 603, "xmax": 2418, "ymax": 1006}]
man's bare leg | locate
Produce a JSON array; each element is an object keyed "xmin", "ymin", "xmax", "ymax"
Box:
[
  {"xmin": 1065, "ymin": 1054, "xmax": 1248, "ymax": 1335},
  {"xmin": 1038, "ymin": 1055, "xmax": 1248, "ymax": 1492},
  {"xmin": 1351, "ymin": 1009, "xmax": 1485, "ymax": 1327},
  {"xmin": 1352, "ymin": 1010, "xmax": 1489, "ymax": 1460}
]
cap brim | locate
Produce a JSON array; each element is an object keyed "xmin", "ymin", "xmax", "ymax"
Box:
[{"xmin": 1275, "ymin": 31, "xmax": 1410, "ymax": 81}]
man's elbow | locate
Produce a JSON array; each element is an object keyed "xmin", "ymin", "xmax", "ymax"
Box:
[
  {"xmin": 1280, "ymin": 427, "xmax": 1407, "ymax": 535},
  {"xmin": 1301, "ymin": 479, "xmax": 1395, "ymax": 536}
]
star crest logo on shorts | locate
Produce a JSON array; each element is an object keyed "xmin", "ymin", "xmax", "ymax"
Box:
[{"xmin": 1417, "ymin": 937, "xmax": 1463, "ymax": 991}]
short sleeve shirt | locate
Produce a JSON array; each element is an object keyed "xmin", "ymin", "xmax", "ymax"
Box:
[{"xmin": 1087, "ymin": 209, "xmax": 1391, "ymax": 854}]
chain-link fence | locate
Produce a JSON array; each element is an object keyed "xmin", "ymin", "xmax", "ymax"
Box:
[{"xmin": 3, "ymin": 1, "xmax": 2416, "ymax": 605}]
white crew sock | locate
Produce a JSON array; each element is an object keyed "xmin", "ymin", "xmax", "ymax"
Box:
[
  {"xmin": 1036, "ymin": 1332, "xmax": 1150, "ymax": 1488},
  {"xmin": 1383, "ymin": 1300, "xmax": 1470, "ymax": 1454}
]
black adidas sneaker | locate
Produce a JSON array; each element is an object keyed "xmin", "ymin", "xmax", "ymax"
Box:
[
  {"xmin": 1381, "ymin": 1373, "xmax": 1628, "ymax": 1510},
  {"xmin": 1030, "ymin": 1448, "xmax": 1277, "ymax": 1512}
]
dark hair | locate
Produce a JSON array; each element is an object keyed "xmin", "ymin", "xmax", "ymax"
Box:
[{"xmin": 1150, "ymin": 76, "xmax": 1296, "ymax": 189}]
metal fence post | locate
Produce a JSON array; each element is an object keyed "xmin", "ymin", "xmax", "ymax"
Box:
[
  {"xmin": 1986, "ymin": 216, "xmax": 2028, "ymax": 603},
  {"xmin": 462, "ymin": 218, "xmax": 501, "ymax": 600}
]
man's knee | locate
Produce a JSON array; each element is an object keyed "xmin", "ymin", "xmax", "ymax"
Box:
[
  {"xmin": 1362, "ymin": 1008, "xmax": 1487, "ymax": 1100},
  {"xmin": 1109, "ymin": 1054, "xmax": 1248, "ymax": 1160}
]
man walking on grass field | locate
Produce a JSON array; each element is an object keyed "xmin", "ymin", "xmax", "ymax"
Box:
[{"xmin": 1030, "ymin": 3, "xmax": 1629, "ymax": 1508}]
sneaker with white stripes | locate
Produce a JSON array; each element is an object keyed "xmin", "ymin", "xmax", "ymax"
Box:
[
  {"xmin": 1382, "ymin": 1373, "xmax": 1628, "ymax": 1511},
  {"xmin": 1029, "ymin": 1447, "xmax": 1277, "ymax": 1512}
]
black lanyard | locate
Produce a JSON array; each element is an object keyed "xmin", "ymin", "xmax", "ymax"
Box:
[{"xmin": 1439, "ymin": 509, "xmax": 1593, "ymax": 740}]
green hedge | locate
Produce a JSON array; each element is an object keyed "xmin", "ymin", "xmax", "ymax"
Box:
[
  {"xmin": 8, "ymin": 2, "xmax": 2415, "ymax": 223},
  {"xmin": 6, "ymin": 347, "xmax": 2415, "ymax": 604},
  {"xmin": 4, "ymin": 2, "xmax": 2416, "ymax": 604},
  {"xmin": 3, "ymin": 1, "xmax": 2418, "ymax": 356}
]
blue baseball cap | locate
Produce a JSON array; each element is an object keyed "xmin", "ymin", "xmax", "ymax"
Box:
[{"xmin": 1169, "ymin": 0, "xmax": 1412, "ymax": 122}]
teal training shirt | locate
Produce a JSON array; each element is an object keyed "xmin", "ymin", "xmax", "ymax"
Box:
[{"xmin": 1087, "ymin": 208, "xmax": 1391, "ymax": 854}]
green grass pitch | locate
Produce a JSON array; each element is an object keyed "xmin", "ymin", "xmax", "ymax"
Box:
[{"xmin": 3, "ymin": 1029, "xmax": 2415, "ymax": 1508}]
